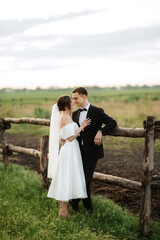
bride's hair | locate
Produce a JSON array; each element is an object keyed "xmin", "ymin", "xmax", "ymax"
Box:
[{"xmin": 57, "ymin": 95, "xmax": 72, "ymax": 111}]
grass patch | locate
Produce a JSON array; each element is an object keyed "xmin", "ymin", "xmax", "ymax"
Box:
[
  {"xmin": 103, "ymin": 136, "xmax": 145, "ymax": 152},
  {"xmin": 0, "ymin": 163, "xmax": 160, "ymax": 240},
  {"xmin": 0, "ymin": 88, "xmax": 160, "ymax": 106},
  {"xmin": 34, "ymin": 107, "xmax": 51, "ymax": 119},
  {"xmin": 7, "ymin": 124, "xmax": 49, "ymax": 137}
]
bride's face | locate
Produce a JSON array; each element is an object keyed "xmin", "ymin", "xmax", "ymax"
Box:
[{"xmin": 70, "ymin": 100, "xmax": 74, "ymax": 110}]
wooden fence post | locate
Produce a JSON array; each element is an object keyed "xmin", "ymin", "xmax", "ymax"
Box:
[
  {"xmin": 40, "ymin": 135, "xmax": 49, "ymax": 189},
  {"xmin": 0, "ymin": 118, "xmax": 11, "ymax": 167},
  {"xmin": 139, "ymin": 116, "xmax": 155, "ymax": 237}
]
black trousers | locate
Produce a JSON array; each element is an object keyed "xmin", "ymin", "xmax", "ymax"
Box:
[{"xmin": 72, "ymin": 144, "xmax": 98, "ymax": 210}]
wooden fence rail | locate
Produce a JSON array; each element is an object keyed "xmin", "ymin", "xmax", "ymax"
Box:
[
  {"xmin": 93, "ymin": 172, "xmax": 141, "ymax": 190},
  {"xmin": 4, "ymin": 117, "xmax": 50, "ymax": 126},
  {"xmin": 8, "ymin": 145, "xmax": 41, "ymax": 158},
  {"xmin": 4, "ymin": 117, "xmax": 145, "ymax": 137},
  {"xmin": 0, "ymin": 116, "xmax": 160, "ymax": 237}
]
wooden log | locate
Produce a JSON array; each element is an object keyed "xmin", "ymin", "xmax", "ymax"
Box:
[
  {"xmin": 152, "ymin": 174, "xmax": 160, "ymax": 181},
  {"xmin": 108, "ymin": 126, "xmax": 145, "ymax": 138},
  {"xmin": 0, "ymin": 145, "xmax": 49, "ymax": 159},
  {"xmin": 4, "ymin": 117, "xmax": 50, "ymax": 126},
  {"xmin": 139, "ymin": 116, "xmax": 155, "ymax": 237},
  {"xmin": 0, "ymin": 119, "xmax": 9, "ymax": 167},
  {"xmin": 155, "ymin": 120, "xmax": 160, "ymax": 127},
  {"xmin": 155, "ymin": 130, "xmax": 160, "ymax": 139},
  {"xmin": 0, "ymin": 118, "xmax": 11, "ymax": 130},
  {"xmin": 8, "ymin": 145, "xmax": 41, "ymax": 158},
  {"xmin": 40, "ymin": 136, "xmax": 49, "ymax": 189},
  {"xmin": 93, "ymin": 172, "xmax": 141, "ymax": 190},
  {"xmin": 4, "ymin": 122, "xmax": 11, "ymax": 130},
  {"xmin": 4, "ymin": 118, "xmax": 145, "ymax": 138}
]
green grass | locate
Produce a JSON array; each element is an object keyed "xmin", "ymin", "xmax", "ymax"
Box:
[
  {"xmin": 0, "ymin": 163, "xmax": 160, "ymax": 240},
  {"xmin": 0, "ymin": 88, "xmax": 160, "ymax": 105},
  {"xmin": 7, "ymin": 124, "xmax": 50, "ymax": 136}
]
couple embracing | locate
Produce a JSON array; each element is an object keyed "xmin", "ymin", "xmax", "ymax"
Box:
[{"xmin": 47, "ymin": 87, "xmax": 117, "ymax": 217}]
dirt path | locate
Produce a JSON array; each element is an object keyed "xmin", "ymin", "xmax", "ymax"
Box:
[{"xmin": 5, "ymin": 133, "xmax": 160, "ymax": 221}]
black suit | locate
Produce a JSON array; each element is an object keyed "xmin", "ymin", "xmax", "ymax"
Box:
[{"xmin": 72, "ymin": 104, "xmax": 117, "ymax": 211}]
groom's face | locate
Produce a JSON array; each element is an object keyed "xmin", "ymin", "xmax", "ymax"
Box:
[{"xmin": 72, "ymin": 92, "xmax": 84, "ymax": 107}]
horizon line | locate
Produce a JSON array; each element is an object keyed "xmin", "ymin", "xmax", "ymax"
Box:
[{"xmin": 0, "ymin": 84, "xmax": 160, "ymax": 90}]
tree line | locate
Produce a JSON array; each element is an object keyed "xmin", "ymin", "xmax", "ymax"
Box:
[{"xmin": 0, "ymin": 85, "xmax": 160, "ymax": 93}]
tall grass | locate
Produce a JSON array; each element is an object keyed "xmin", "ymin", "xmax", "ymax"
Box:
[{"xmin": 0, "ymin": 163, "xmax": 160, "ymax": 240}]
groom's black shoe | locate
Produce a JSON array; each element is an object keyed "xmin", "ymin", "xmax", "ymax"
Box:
[
  {"xmin": 69, "ymin": 200, "xmax": 79, "ymax": 212},
  {"xmin": 82, "ymin": 198, "xmax": 93, "ymax": 213}
]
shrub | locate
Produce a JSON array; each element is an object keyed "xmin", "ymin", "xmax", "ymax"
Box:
[{"xmin": 34, "ymin": 107, "xmax": 50, "ymax": 119}]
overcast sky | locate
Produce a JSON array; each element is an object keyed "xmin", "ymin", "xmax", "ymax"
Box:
[{"xmin": 0, "ymin": 0, "xmax": 160, "ymax": 89}]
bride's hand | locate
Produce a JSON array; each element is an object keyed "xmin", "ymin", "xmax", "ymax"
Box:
[
  {"xmin": 60, "ymin": 137, "xmax": 66, "ymax": 145},
  {"xmin": 81, "ymin": 118, "xmax": 91, "ymax": 129}
]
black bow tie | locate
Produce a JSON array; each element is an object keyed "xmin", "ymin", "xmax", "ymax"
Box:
[{"xmin": 80, "ymin": 108, "xmax": 87, "ymax": 112}]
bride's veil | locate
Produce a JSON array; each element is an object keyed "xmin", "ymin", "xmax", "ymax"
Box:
[{"xmin": 47, "ymin": 104, "xmax": 60, "ymax": 179}]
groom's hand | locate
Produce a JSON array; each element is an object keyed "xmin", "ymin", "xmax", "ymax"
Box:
[{"xmin": 94, "ymin": 131, "xmax": 102, "ymax": 145}]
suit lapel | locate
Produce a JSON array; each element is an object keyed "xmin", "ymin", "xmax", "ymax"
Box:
[
  {"xmin": 83, "ymin": 105, "xmax": 93, "ymax": 131},
  {"xmin": 87, "ymin": 104, "xmax": 93, "ymax": 118}
]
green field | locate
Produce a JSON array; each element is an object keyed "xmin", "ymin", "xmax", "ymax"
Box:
[
  {"xmin": 0, "ymin": 88, "xmax": 160, "ymax": 239},
  {"xmin": 0, "ymin": 87, "xmax": 160, "ymax": 105},
  {"xmin": 0, "ymin": 163, "xmax": 160, "ymax": 240},
  {"xmin": 0, "ymin": 87, "xmax": 160, "ymax": 137}
]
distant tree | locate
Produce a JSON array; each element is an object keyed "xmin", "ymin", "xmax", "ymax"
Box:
[
  {"xmin": 35, "ymin": 87, "xmax": 42, "ymax": 91},
  {"xmin": 141, "ymin": 85, "xmax": 149, "ymax": 89},
  {"xmin": 22, "ymin": 88, "xmax": 27, "ymax": 92}
]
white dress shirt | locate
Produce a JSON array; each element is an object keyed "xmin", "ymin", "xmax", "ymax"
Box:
[{"xmin": 79, "ymin": 103, "xmax": 90, "ymax": 126}]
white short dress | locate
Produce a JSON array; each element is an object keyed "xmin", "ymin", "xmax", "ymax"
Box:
[{"xmin": 47, "ymin": 122, "xmax": 87, "ymax": 202}]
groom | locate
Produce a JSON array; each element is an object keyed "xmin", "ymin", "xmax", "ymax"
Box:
[{"xmin": 70, "ymin": 87, "xmax": 117, "ymax": 212}]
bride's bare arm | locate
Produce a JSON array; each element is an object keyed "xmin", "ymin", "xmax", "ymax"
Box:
[{"xmin": 68, "ymin": 118, "xmax": 91, "ymax": 142}]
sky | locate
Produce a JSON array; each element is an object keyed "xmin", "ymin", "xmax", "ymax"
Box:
[{"xmin": 0, "ymin": 0, "xmax": 160, "ymax": 89}]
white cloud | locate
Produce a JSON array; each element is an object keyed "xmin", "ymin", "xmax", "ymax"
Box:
[
  {"xmin": 1, "ymin": 58, "xmax": 160, "ymax": 88},
  {"xmin": 0, "ymin": 0, "xmax": 160, "ymax": 88},
  {"xmin": 24, "ymin": 1, "xmax": 160, "ymax": 37}
]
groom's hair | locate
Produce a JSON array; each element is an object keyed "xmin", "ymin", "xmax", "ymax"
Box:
[
  {"xmin": 57, "ymin": 95, "xmax": 72, "ymax": 111},
  {"xmin": 72, "ymin": 87, "xmax": 88, "ymax": 96}
]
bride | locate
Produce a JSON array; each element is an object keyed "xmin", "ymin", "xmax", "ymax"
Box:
[{"xmin": 47, "ymin": 95, "xmax": 91, "ymax": 217}]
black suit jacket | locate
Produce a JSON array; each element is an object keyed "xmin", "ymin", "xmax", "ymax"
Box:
[{"xmin": 72, "ymin": 104, "xmax": 117, "ymax": 160}]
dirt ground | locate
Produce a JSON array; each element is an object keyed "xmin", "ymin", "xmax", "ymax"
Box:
[{"xmin": 5, "ymin": 133, "xmax": 160, "ymax": 222}]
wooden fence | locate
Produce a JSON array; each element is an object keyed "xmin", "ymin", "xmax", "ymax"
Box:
[{"xmin": 0, "ymin": 116, "xmax": 160, "ymax": 237}]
